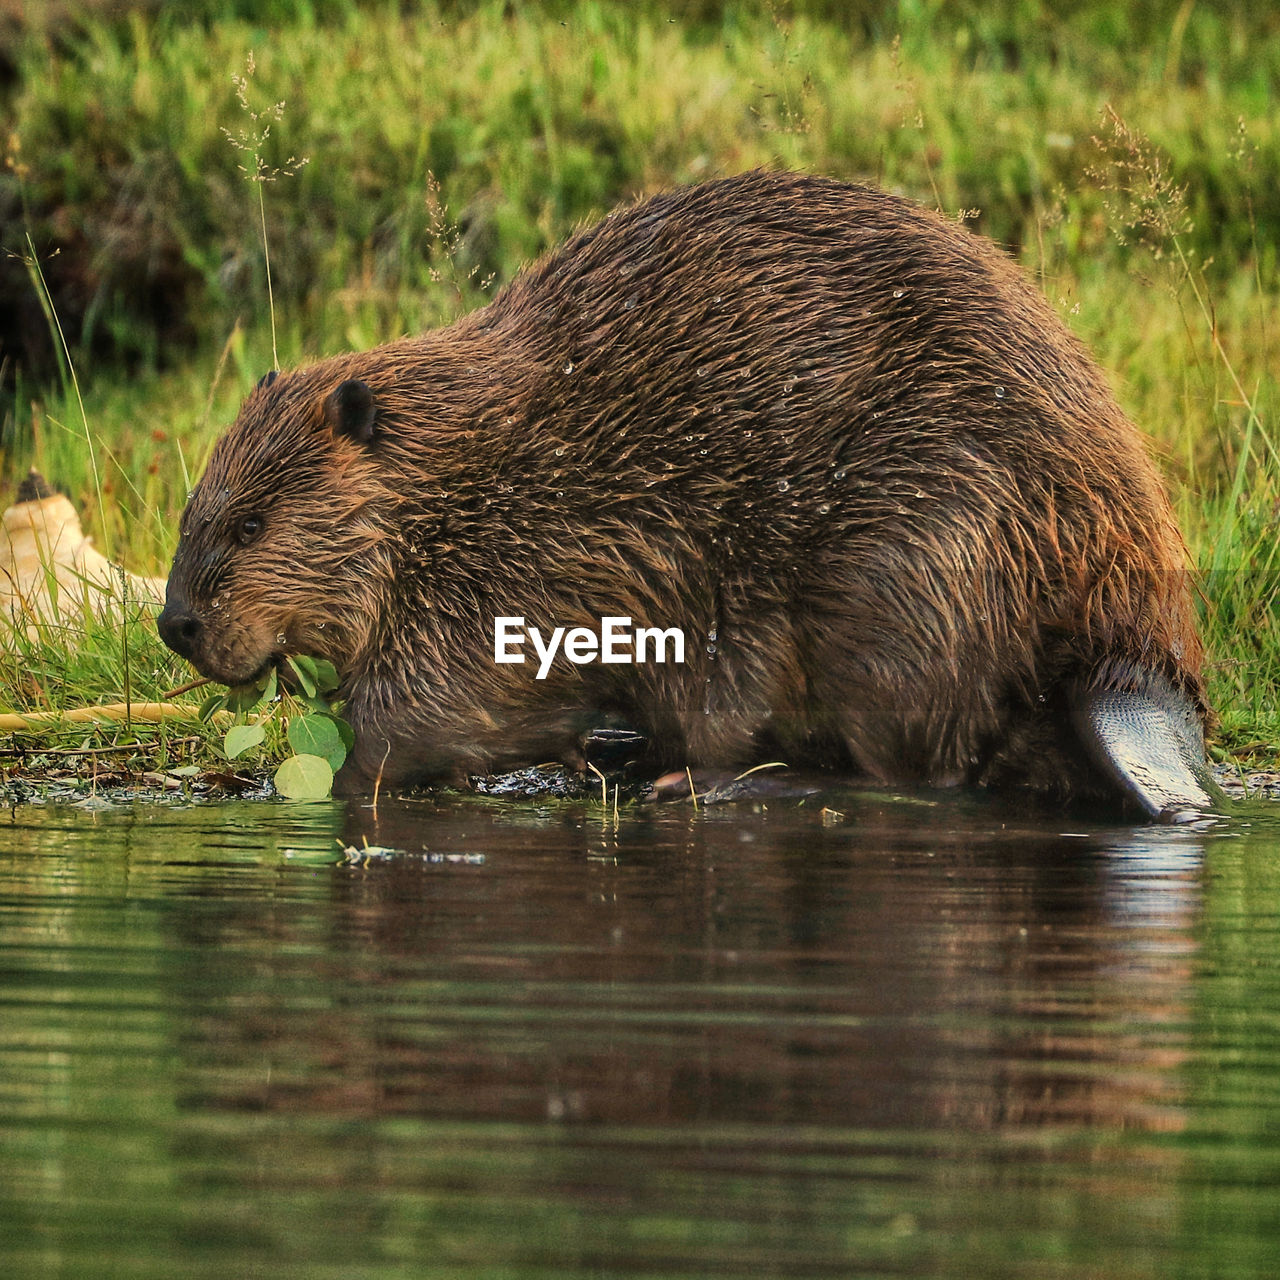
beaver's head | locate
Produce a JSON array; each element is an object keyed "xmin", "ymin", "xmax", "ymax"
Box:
[{"xmin": 158, "ymin": 370, "xmax": 393, "ymax": 687}]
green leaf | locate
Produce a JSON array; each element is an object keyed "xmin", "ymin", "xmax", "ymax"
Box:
[
  {"xmin": 274, "ymin": 753, "xmax": 334, "ymax": 800},
  {"xmin": 287, "ymin": 714, "xmax": 347, "ymax": 771},
  {"xmin": 310, "ymin": 658, "xmax": 340, "ymax": 695},
  {"xmin": 322, "ymin": 712, "xmax": 355, "ymax": 753},
  {"xmin": 224, "ymin": 722, "xmax": 266, "ymax": 760},
  {"xmin": 287, "ymin": 655, "xmax": 318, "ymax": 698},
  {"xmin": 198, "ymin": 691, "xmax": 227, "ymax": 722},
  {"xmin": 225, "ymin": 681, "xmax": 267, "ymax": 714},
  {"xmin": 260, "ymin": 665, "xmax": 279, "ymax": 703},
  {"xmin": 296, "ymin": 709, "xmax": 354, "ymax": 755}
]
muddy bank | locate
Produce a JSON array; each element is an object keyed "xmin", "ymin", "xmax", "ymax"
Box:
[{"xmin": 0, "ymin": 759, "xmax": 1272, "ymax": 812}]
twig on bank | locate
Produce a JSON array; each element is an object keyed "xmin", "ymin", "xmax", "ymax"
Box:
[{"xmin": 163, "ymin": 676, "xmax": 213, "ymax": 699}]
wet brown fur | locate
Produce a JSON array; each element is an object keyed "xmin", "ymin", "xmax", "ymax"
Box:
[{"xmin": 164, "ymin": 170, "xmax": 1206, "ymax": 800}]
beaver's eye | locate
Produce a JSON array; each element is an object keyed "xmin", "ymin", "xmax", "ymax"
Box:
[{"xmin": 236, "ymin": 515, "xmax": 263, "ymax": 545}]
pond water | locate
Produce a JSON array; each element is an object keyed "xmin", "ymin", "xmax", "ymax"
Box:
[{"xmin": 2, "ymin": 787, "xmax": 1280, "ymax": 1279}]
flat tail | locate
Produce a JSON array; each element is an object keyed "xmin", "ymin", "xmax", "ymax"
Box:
[{"xmin": 1072, "ymin": 669, "xmax": 1227, "ymax": 822}]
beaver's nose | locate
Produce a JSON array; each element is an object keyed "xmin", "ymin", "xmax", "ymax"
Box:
[{"xmin": 157, "ymin": 604, "xmax": 203, "ymax": 660}]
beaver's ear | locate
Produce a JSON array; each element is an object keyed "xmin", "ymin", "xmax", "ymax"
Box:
[
  {"xmin": 255, "ymin": 370, "xmax": 279, "ymax": 392},
  {"xmin": 323, "ymin": 379, "xmax": 377, "ymax": 445}
]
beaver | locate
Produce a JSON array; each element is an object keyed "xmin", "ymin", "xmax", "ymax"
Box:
[{"xmin": 158, "ymin": 169, "xmax": 1222, "ymax": 817}]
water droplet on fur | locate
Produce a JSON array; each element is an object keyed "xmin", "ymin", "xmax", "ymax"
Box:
[
  {"xmin": 994, "ymin": 385, "xmax": 1006, "ymax": 399},
  {"xmin": 275, "ymin": 632, "xmax": 287, "ymax": 647},
  {"xmin": 783, "ymin": 377, "xmax": 798, "ymax": 392},
  {"xmin": 818, "ymin": 503, "xmax": 831, "ymax": 515},
  {"xmin": 892, "ymin": 289, "xmax": 905, "ymax": 299},
  {"xmin": 834, "ymin": 468, "xmax": 848, "ymax": 481},
  {"xmin": 623, "ymin": 297, "xmax": 637, "ymax": 311},
  {"xmin": 707, "ymin": 643, "xmax": 718, "ymax": 656},
  {"xmin": 699, "ymin": 449, "xmax": 708, "ymax": 456},
  {"xmin": 696, "ymin": 366, "xmax": 708, "ymax": 377},
  {"xmin": 563, "ymin": 362, "xmax": 574, "ymax": 374},
  {"xmin": 743, "ymin": 430, "xmax": 752, "ymax": 437},
  {"xmin": 684, "ymin": 434, "xmax": 694, "ymax": 442},
  {"xmin": 554, "ymin": 447, "xmax": 565, "ymax": 457},
  {"xmin": 713, "ymin": 295, "xmax": 723, "ymax": 304},
  {"xmin": 776, "ymin": 479, "xmax": 790, "ymax": 493},
  {"xmin": 556, "ymin": 491, "xmax": 564, "ymax": 499}
]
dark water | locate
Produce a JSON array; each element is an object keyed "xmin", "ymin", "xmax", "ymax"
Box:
[{"xmin": 3, "ymin": 787, "xmax": 1280, "ymax": 1279}]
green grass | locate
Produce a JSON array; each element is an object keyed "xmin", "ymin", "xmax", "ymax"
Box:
[{"xmin": 1, "ymin": 0, "xmax": 1278, "ymax": 772}]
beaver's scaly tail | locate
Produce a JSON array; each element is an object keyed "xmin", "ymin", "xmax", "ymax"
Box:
[{"xmin": 1072, "ymin": 662, "xmax": 1226, "ymax": 821}]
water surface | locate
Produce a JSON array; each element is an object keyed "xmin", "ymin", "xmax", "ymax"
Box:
[{"xmin": 3, "ymin": 788, "xmax": 1280, "ymax": 1278}]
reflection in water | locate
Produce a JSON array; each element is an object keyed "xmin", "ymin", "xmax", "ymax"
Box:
[{"xmin": 0, "ymin": 791, "xmax": 1278, "ymax": 1277}]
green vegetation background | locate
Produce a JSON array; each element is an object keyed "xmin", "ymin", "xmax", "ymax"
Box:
[{"xmin": 0, "ymin": 0, "xmax": 1277, "ymax": 772}]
